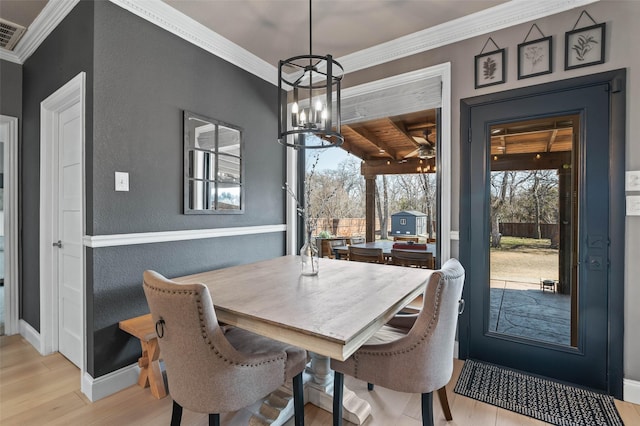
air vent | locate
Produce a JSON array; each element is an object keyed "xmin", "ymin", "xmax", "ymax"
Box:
[{"xmin": 0, "ymin": 18, "xmax": 26, "ymax": 51}]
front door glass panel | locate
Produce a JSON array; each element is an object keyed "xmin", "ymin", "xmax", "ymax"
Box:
[{"xmin": 488, "ymin": 115, "xmax": 578, "ymax": 347}]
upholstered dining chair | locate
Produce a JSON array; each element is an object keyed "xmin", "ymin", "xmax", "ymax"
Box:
[
  {"xmin": 348, "ymin": 246, "xmax": 385, "ymax": 263},
  {"xmin": 142, "ymin": 270, "xmax": 306, "ymax": 426},
  {"xmin": 331, "ymin": 258, "xmax": 465, "ymax": 426}
]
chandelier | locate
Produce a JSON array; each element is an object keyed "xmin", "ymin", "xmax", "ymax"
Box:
[{"xmin": 277, "ymin": 0, "xmax": 344, "ymax": 149}]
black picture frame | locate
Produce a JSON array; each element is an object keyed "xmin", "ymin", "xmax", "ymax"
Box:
[
  {"xmin": 474, "ymin": 48, "xmax": 505, "ymax": 89},
  {"xmin": 565, "ymin": 23, "xmax": 605, "ymax": 70},
  {"xmin": 518, "ymin": 36, "xmax": 552, "ymax": 79}
]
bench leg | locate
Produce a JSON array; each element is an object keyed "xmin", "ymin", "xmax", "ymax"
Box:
[{"xmin": 138, "ymin": 338, "xmax": 167, "ymax": 399}]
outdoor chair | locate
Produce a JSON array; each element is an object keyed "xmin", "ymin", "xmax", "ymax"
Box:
[
  {"xmin": 348, "ymin": 246, "xmax": 385, "ymax": 263},
  {"xmin": 391, "ymin": 249, "xmax": 435, "ymax": 269}
]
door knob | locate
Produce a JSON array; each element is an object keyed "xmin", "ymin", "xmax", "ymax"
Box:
[{"xmin": 52, "ymin": 240, "xmax": 62, "ymax": 248}]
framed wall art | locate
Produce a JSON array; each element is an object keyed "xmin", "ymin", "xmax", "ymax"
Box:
[
  {"xmin": 518, "ymin": 24, "xmax": 552, "ymax": 79},
  {"xmin": 565, "ymin": 11, "xmax": 606, "ymax": 70},
  {"xmin": 475, "ymin": 38, "xmax": 505, "ymax": 89}
]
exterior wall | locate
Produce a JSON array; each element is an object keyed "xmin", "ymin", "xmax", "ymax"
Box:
[{"xmin": 346, "ymin": 0, "xmax": 640, "ymax": 384}]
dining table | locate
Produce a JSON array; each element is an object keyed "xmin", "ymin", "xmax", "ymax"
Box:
[
  {"xmin": 173, "ymin": 255, "xmax": 432, "ymax": 425},
  {"xmin": 332, "ymin": 240, "xmax": 436, "ymax": 260}
]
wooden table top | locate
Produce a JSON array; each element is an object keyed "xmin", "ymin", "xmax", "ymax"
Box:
[{"xmin": 173, "ymin": 256, "xmax": 431, "ymax": 361}]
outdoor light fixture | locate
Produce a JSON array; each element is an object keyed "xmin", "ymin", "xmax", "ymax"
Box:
[{"xmin": 277, "ymin": 0, "xmax": 344, "ymax": 149}]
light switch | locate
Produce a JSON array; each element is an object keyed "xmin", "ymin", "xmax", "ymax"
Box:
[
  {"xmin": 627, "ymin": 196, "xmax": 640, "ymax": 216},
  {"xmin": 627, "ymin": 171, "xmax": 640, "ymax": 191},
  {"xmin": 115, "ymin": 172, "xmax": 129, "ymax": 192}
]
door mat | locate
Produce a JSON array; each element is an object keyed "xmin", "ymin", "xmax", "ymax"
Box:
[{"xmin": 454, "ymin": 359, "xmax": 623, "ymax": 426}]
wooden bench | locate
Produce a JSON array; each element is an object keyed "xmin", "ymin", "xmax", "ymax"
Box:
[{"xmin": 119, "ymin": 313, "xmax": 166, "ymax": 399}]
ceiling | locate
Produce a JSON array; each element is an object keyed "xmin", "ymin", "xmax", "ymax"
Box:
[{"xmin": 162, "ymin": 0, "xmax": 508, "ymax": 67}]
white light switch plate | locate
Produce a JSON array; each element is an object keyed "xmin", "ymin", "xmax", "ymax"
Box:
[
  {"xmin": 115, "ymin": 172, "xmax": 129, "ymax": 191},
  {"xmin": 627, "ymin": 196, "xmax": 640, "ymax": 216},
  {"xmin": 626, "ymin": 171, "xmax": 640, "ymax": 191}
]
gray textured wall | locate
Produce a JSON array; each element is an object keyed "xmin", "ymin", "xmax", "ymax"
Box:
[
  {"xmin": 87, "ymin": 1, "xmax": 286, "ymax": 376},
  {"xmin": 0, "ymin": 60, "xmax": 22, "ymax": 119},
  {"xmin": 21, "ymin": 0, "xmax": 95, "ymax": 332}
]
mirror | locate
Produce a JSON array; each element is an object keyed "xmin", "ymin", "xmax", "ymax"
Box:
[{"xmin": 184, "ymin": 111, "xmax": 243, "ymax": 214}]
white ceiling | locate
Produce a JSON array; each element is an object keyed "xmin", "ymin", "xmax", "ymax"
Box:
[
  {"xmin": 0, "ymin": 0, "xmax": 600, "ymax": 80},
  {"xmin": 162, "ymin": 0, "xmax": 508, "ymax": 67}
]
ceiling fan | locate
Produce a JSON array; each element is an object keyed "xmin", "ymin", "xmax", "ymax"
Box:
[{"xmin": 407, "ymin": 128, "xmax": 436, "ymax": 159}]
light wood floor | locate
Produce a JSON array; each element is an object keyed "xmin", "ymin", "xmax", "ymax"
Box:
[{"xmin": 2, "ymin": 334, "xmax": 639, "ymax": 425}]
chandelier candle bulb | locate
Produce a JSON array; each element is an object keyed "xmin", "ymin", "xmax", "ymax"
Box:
[{"xmin": 291, "ymin": 102, "xmax": 299, "ymax": 127}]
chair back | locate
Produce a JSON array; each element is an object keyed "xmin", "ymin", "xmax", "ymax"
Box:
[
  {"xmin": 320, "ymin": 238, "xmax": 346, "ymax": 258},
  {"xmin": 333, "ymin": 259, "xmax": 464, "ymax": 394},
  {"xmin": 391, "ymin": 249, "xmax": 435, "ymax": 269},
  {"xmin": 401, "ymin": 258, "xmax": 465, "ymax": 392},
  {"xmin": 327, "ymin": 239, "xmax": 347, "ymax": 258},
  {"xmin": 142, "ymin": 270, "xmax": 286, "ymax": 413},
  {"xmin": 348, "ymin": 236, "xmax": 365, "ymax": 245},
  {"xmin": 348, "ymin": 246, "xmax": 385, "ymax": 263}
]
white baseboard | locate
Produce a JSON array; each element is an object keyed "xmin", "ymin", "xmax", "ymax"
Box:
[
  {"xmin": 81, "ymin": 364, "xmax": 141, "ymax": 402},
  {"xmin": 19, "ymin": 319, "xmax": 41, "ymax": 352},
  {"xmin": 624, "ymin": 378, "xmax": 640, "ymax": 405}
]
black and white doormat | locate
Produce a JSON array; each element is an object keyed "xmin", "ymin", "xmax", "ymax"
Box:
[{"xmin": 454, "ymin": 359, "xmax": 623, "ymax": 426}]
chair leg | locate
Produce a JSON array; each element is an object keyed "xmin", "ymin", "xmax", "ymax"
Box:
[
  {"xmin": 421, "ymin": 392, "xmax": 434, "ymax": 426},
  {"xmin": 437, "ymin": 387, "xmax": 453, "ymax": 421},
  {"xmin": 367, "ymin": 383, "xmax": 374, "ymax": 391},
  {"xmin": 333, "ymin": 371, "xmax": 344, "ymax": 426},
  {"xmin": 293, "ymin": 372, "xmax": 305, "ymax": 426},
  {"xmin": 209, "ymin": 413, "xmax": 220, "ymax": 426},
  {"xmin": 170, "ymin": 400, "xmax": 183, "ymax": 426}
]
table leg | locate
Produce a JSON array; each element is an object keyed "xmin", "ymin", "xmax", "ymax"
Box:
[{"xmin": 306, "ymin": 353, "xmax": 371, "ymax": 425}]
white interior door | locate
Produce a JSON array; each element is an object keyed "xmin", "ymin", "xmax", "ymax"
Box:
[
  {"xmin": 40, "ymin": 72, "xmax": 85, "ymax": 370},
  {"xmin": 55, "ymin": 101, "xmax": 83, "ymax": 368}
]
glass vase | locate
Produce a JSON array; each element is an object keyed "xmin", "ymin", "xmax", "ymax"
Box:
[{"xmin": 300, "ymin": 232, "xmax": 319, "ymax": 276}]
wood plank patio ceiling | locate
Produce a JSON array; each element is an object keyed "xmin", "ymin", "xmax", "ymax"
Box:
[{"xmin": 339, "ymin": 111, "xmax": 575, "ymax": 176}]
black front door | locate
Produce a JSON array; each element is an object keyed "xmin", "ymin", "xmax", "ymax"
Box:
[{"xmin": 459, "ymin": 72, "xmax": 625, "ymax": 397}]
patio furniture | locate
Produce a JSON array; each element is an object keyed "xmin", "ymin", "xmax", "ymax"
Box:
[
  {"xmin": 391, "ymin": 249, "xmax": 435, "ymax": 269},
  {"xmin": 348, "ymin": 246, "xmax": 385, "ymax": 263},
  {"xmin": 393, "ymin": 235, "xmax": 419, "ymax": 242},
  {"xmin": 540, "ymin": 279, "xmax": 558, "ymax": 293}
]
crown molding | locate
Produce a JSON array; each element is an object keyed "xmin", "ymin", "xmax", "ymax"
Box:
[
  {"xmin": 109, "ymin": 0, "xmax": 277, "ymax": 84},
  {"xmin": 338, "ymin": 0, "xmax": 600, "ymax": 74},
  {"xmin": 0, "ymin": 50, "xmax": 21, "ymax": 64},
  {"xmin": 4, "ymin": 0, "xmax": 599, "ymax": 83},
  {"xmin": 8, "ymin": 0, "xmax": 81, "ymax": 64}
]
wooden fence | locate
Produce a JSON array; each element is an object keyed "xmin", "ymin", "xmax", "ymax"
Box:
[
  {"xmin": 499, "ymin": 222, "xmax": 558, "ymax": 239},
  {"xmin": 313, "ymin": 218, "xmax": 436, "ymax": 237}
]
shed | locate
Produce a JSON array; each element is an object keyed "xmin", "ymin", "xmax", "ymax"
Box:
[{"xmin": 391, "ymin": 210, "xmax": 427, "ymax": 236}]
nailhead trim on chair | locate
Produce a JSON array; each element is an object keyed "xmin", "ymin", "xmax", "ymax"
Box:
[
  {"xmin": 351, "ymin": 266, "xmax": 465, "ymax": 377},
  {"xmin": 144, "ymin": 282, "xmax": 287, "ymax": 369}
]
